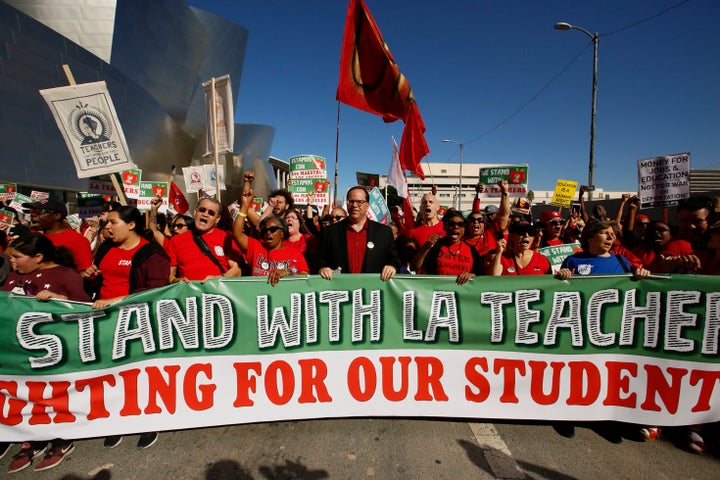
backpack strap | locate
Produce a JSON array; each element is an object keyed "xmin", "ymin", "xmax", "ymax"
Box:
[{"xmin": 191, "ymin": 232, "xmax": 227, "ymax": 274}]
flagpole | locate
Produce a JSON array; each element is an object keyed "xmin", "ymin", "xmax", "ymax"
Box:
[
  {"xmin": 211, "ymin": 77, "xmax": 221, "ymax": 203},
  {"xmin": 334, "ymin": 101, "xmax": 341, "ymax": 207}
]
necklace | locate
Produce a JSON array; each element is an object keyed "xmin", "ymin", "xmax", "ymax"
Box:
[{"xmin": 448, "ymin": 243, "xmax": 462, "ymax": 256}]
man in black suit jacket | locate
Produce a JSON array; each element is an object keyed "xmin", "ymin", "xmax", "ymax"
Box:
[{"xmin": 317, "ymin": 186, "xmax": 400, "ymax": 281}]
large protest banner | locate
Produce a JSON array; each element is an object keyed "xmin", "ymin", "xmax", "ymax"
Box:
[
  {"xmin": 1, "ymin": 274, "xmax": 719, "ymax": 442},
  {"xmin": 39, "ymin": 81, "xmax": 135, "ymax": 178}
]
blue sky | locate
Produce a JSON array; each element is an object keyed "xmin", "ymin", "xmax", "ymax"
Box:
[{"xmin": 188, "ymin": 0, "xmax": 719, "ymax": 197}]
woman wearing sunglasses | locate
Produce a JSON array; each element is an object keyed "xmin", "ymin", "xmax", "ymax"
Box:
[
  {"xmin": 419, "ymin": 211, "xmax": 483, "ymax": 285},
  {"xmin": 233, "ymin": 192, "xmax": 309, "ymax": 286},
  {"xmin": 489, "ymin": 221, "xmax": 551, "ymax": 276}
]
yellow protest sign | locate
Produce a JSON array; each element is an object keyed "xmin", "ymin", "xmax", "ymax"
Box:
[{"xmin": 551, "ymin": 179, "xmax": 578, "ymax": 207}]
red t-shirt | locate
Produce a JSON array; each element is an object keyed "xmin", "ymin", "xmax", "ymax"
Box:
[
  {"xmin": 498, "ymin": 252, "xmax": 551, "ymax": 275},
  {"xmin": 408, "ymin": 222, "xmax": 445, "ymax": 246},
  {"xmin": 46, "ymin": 229, "xmax": 93, "ymax": 271},
  {"xmin": 98, "ymin": 239, "xmax": 148, "ymax": 299},
  {"xmin": 245, "ymin": 237, "xmax": 309, "ymax": 277},
  {"xmin": 166, "ymin": 228, "xmax": 240, "ymax": 280},
  {"xmin": 465, "ymin": 223, "xmax": 500, "ymax": 257},
  {"xmin": 431, "ymin": 242, "xmax": 476, "ymax": 276}
]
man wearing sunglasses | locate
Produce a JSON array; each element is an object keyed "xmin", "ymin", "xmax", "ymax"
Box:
[
  {"xmin": 317, "ymin": 186, "xmax": 400, "ymax": 281},
  {"xmin": 165, "ymin": 197, "xmax": 242, "ymax": 282}
]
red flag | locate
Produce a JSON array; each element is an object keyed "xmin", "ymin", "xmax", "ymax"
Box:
[
  {"xmin": 337, "ymin": 0, "xmax": 428, "ymax": 179},
  {"xmin": 169, "ymin": 181, "xmax": 189, "ymax": 214}
]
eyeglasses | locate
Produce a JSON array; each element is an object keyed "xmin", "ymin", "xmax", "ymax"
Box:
[
  {"xmin": 445, "ymin": 220, "xmax": 465, "ymax": 228},
  {"xmin": 197, "ymin": 207, "xmax": 217, "ymax": 216},
  {"xmin": 548, "ymin": 220, "xmax": 564, "ymax": 226},
  {"xmin": 333, "ymin": 215, "xmax": 346, "ymax": 221},
  {"xmin": 172, "ymin": 223, "xmax": 187, "ymax": 229},
  {"xmin": 651, "ymin": 227, "xmax": 670, "ymax": 233},
  {"xmin": 511, "ymin": 226, "xmax": 537, "ymax": 236},
  {"xmin": 260, "ymin": 226, "xmax": 283, "ymax": 235},
  {"xmin": 637, "ymin": 222, "xmax": 650, "ymax": 227},
  {"xmin": 346, "ymin": 200, "xmax": 367, "ymax": 206},
  {"xmin": 467, "ymin": 217, "xmax": 485, "ymax": 224}
]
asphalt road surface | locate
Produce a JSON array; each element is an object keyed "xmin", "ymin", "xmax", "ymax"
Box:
[{"xmin": 1, "ymin": 419, "xmax": 718, "ymax": 479}]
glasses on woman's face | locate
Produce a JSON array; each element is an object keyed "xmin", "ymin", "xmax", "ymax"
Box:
[
  {"xmin": 260, "ymin": 225, "xmax": 283, "ymax": 235},
  {"xmin": 172, "ymin": 223, "xmax": 187, "ymax": 230},
  {"xmin": 445, "ymin": 220, "xmax": 465, "ymax": 228},
  {"xmin": 467, "ymin": 217, "xmax": 485, "ymax": 224},
  {"xmin": 197, "ymin": 207, "xmax": 217, "ymax": 216},
  {"xmin": 548, "ymin": 220, "xmax": 563, "ymax": 226}
]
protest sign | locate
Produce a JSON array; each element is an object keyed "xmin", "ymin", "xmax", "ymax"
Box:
[
  {"xmin": 538, "ymin": 243, "xmax": 581, "ymax": 273},
  {"xmin": 182, "ymin": 166, "xmax": 205, "ymax": 193},
  {"xmin": 551, "ymin": 180, "xmax": 578, "ymax": 208},
  {"xmin": 9, "ymin": 193, "xmax": 33, "ymax": 215},
  {"xmin": 0, "ymin": 183, "xmax": 17, "ymax": 202},
  {"xmin": 76, "ymin": 193, "xmax": 107, "ymax": 218},
  {"xmin": 367, "ymin": 186, "xmax": 390, "ymax": 224},
  {"xmin": 479, "ymin": 166, "xmax": 529, "ymax": 197},
  {"xmin": 137, "ymin": 182, "xmax": 168, "ymax": 212},
  {"xmin": 637, "ymin": 153, "xmax": 691, "ymax": 208},
  {"xmin": 88, "ymin": 176, "xmax": 117, "ymax": 196},
  {"xmin": 288, "ymin": 155, "xmax": 330, "ymax": 204},
  {"xmin": 202, "ymin": 74, "xmax": 234, "ymax": 156},
  {"xmin": 30, "ymin": 191, "xmax": 49, "ymax": 201},
  {"xmin": 0, "ymin": 208, "xmax": 13, "ymax": 230},
  {"xmin": 39, "ymin": 81, "xmax": 135, "ymax": 178},
  {"xmin": 1, "ymin": 274, "xmax": 719, "ymax": 442},
  {"xmin": 119, "ymin": 169, "xmax": 142, "ymax": 199},
  {"xmin": 356, "ymin": 172, "xmax": 380, "ymax": 189},
  {"xmin": 203, "ymin": 164, "xmax": 226, "ymax": 192}
]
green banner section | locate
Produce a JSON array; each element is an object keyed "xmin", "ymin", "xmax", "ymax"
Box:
[{"xmin": 3, "ymin": 274, "xmax": 719, "ymax": 376}]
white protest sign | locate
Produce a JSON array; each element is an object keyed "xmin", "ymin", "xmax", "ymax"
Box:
[
  {"xmin": 182, "ymin": 166, "xmax": 205, "ymax": 193},
  {"xmin": 637, "ymin": 152, "xmax": 690, "ymax": 208},
  {"xmin": 39, "ymin": 81, "xmax": 135, "ymax": 178}
]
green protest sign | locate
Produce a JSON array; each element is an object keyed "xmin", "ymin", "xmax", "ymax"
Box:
[{"xmin": 1, "ymin": 274, "xmax": 719, "ymax": 442}]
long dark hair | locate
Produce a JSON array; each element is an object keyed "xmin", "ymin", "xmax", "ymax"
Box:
[
  {"xmin": 10, "ymin": 233, "xmax": 76, "ymax": 268},
  {"xmin": 112, "ymin": 206, "xmax": 154, "ymax": 241}
]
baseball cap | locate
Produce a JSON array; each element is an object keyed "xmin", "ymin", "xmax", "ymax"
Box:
[
  {"xmin": 635, "ymin": 214, "xmax": 650, "ymax": 222},
  {"xmin": 483, "ymin": 205, "xmax": 498, "ymax": 214},
  {"xmin": 22, "ymin": 199, "xmax": 67, "ymax": 217},
  {"xmin": 539, "ymin": 210, "xmax": 562, "ymax": 224}
]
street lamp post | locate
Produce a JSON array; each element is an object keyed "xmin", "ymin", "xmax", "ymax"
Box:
[
  {"xmin": 442, "ymin": 139, "xmax": 464, "ymax": 210},
  {"xmin": 554, "ymin": 21, "xmax": 599, "ymax": 200}
]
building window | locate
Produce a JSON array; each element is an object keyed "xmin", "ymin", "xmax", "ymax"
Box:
[{"xmin": 441, "ymin": 169, "xmax": 447, "ymax": 173}]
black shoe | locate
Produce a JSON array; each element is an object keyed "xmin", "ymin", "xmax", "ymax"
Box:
[
  {"xmin": 596, "ymin": 422, "xmax": 623, "ymax": 444},
  {"xmin": 103, "ymin": 436, "xmax": 122, "ymax": 448},
  {"xmin": 137, "ymin": 432, "xmax": 158, "ymax": 449},
  {"xmin": 553, "ymin": 423, "xmax": 576, "ymax": 439}
]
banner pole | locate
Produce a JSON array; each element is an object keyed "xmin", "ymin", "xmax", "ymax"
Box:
[
  {"xmin": 334, "ymin": 101, "xmax": 340, "ymax": 208},
  {"xmin": 62, "ymin": 64, "xmax": 127, "ymax": 205},
  {"xmin": 211, "ymin": 77, "xmax": 221, "ymax": 204}
]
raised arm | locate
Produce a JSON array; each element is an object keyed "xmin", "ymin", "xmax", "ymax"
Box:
[{"xmin": 232, "ymin": 191, "xmax": 253, "ymax": 254}]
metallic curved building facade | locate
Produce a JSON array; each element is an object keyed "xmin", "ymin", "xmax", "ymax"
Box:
[{"xmin": 0, "ymin": 0, "xmax": 277, "ymax": 203}]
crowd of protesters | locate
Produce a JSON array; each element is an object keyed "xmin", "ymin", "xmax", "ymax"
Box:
[{"xmin": 1, "ymin": 175, "xmax": 720, "ymax": 471}]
